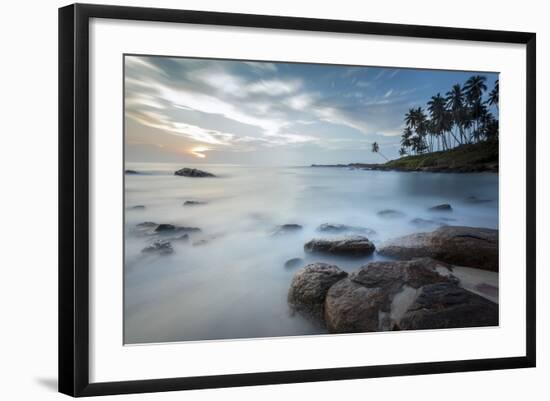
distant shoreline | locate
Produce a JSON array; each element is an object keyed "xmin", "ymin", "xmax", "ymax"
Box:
[{"xmin": 312, "ymin": 141, "xmax": 498, "ymax": 173}]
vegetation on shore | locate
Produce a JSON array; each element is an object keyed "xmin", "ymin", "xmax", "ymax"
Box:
[{"xmin": 312, "ymin": 140, "xmax": 498, "ymax": 172}]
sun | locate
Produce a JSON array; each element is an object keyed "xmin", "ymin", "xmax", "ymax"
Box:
[{"xmin": 190, "ymin": 146, "xmax": 209, "ymax": 159}]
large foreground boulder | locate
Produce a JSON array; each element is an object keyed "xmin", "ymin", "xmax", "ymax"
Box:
[
  {"xmin": 324, "ymin": 258, "xmax": 453, "ymax": 332},
  {"xmin": 377, "ymin": 226, "xmax": 498, "ymax": 272},
  {"xmin": 304, "ymin": 236, "xmax": 375, "ymax": 257},
  {"xmin": 174, "ymin": 167, "xmax": 215, "ymax": 177},
  {"xmin": 288, "ymin": 263, "xmax": 348, "ymax": 319}
]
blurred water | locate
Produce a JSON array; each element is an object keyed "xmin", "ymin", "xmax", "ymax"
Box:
[{"xmin": 124, "ymin": 163, "xmax": 498, "ymax": 344}]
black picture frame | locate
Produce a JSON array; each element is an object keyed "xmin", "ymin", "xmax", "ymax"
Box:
[{"xmin": 59, "ymin": 3, "xmax": 536, "ymax": 397}]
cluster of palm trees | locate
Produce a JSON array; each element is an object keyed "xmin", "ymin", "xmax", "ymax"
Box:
[{"xmin": 397, "ymin": 75, "xmax": 499, "ymax": 156}]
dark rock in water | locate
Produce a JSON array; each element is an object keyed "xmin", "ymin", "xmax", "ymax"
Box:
[
  {"xmin": 399, "ymin": 282, "xmax": 498, "ymax": 330},
  {"xmin": 377, "ymin": 209, "xmax": 405, "ymax": 218},
  {"xmin": 273, "ymin": 224, "xmax": 303, "ymax": 235},
  {"xmin": 410, "ymin": 218, "xmax": 444, "ymax": 228},
  {"xmin": 141, "ymin": 240, "xmax": 173, "ymax": 255},
  {"xmin": 183, "ymin": 200, "xmax": 207, "ymax": 206},
  {"xmin": 172, "ymin": 234, "xmax": 189, "ymax": 242},
  {"xmin": 155, "ymin": 224, "xmax": 177, "ymax": 232},
  {"xmin": 317, "ymin": 223, "xmax": 376, "ymax": 235},
  {"xmin": 128, "ymin": 205, "xmax": 145, "ymax": 210},
  {"xmin": 174, "ymin": 167, "xmax": 215, "ymax": 178},
  {"xmin": 465, "ymin": 196, "xmax": 492, "ymax": 204},
  {"xmin": 288, "ymin": 263, "xmax": 348, "ymax": 319},
  {"xmin": 136, "ymin": 221, "xmax": 157, "ymax": 229},
  {"xmin": 192, "ymin": 233, "xmax": 223, "ymax": 246},
  {"xmin": 154, "ymin": 224, "xmax": 201, "ymax": 234},
  {"xmin": 125, "ymin": 169, "xmax": 139, "ymax": 175},
  {"xmin": 377, "ymin": 226, "xmax": 498, "ymax": 272},
  {"xmin": 304, "ymin": 236, "xmax": 375, "ymax": 257},
  {"xmin": 284, "ymin": 258, "xmax": 303, "ymax": 268},
  {"xmin": 429, "ymin": 203, "xmax": 453, "ymax": 212}
]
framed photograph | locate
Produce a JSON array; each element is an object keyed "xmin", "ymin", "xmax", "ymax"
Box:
[{"xmin": 58, "ymin": 3, "xmax": 536, "ymax": 397}]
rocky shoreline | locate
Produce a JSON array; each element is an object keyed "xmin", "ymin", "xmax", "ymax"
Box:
[
  {"xmin": 288, "ymin": 225, "xmax": 499, "ymax": 333},
  {"xmin": 311, "ymin": 162, "xmax": 498, "ymax": 173}
]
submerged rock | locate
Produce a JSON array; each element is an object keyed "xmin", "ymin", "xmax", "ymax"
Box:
[
  {"xmin": 317, "ymin": 223, "xmax": 375, "ymax": 235},
  {"xmin": 410, "ymin": 218, "xmax": 444, "ymax": 228},
  {"xmin": 284, "ymin": 258, "xmax": 303, "ymax": 269},
  {"xmin": 304, "ymin": 236, "xmax": 376, "ymax": 257},
  {"xmin": 183, "ymin": 200, "xmax": 207, "ymax": 206},
  {"xmin": 141, "ymin": 240, "xmax": 173, "ymax": 255},
  {"xmin": 377, "ymin": 226, "xmax": 498, "ymax": 272},
  {"xmin": 465, "ymin": 196, "xmax": 492, "ymax": 204},
  {"xmin": 273, "ymin": 224, "xmax": 303, "ymax": 235},
  {"xmin": 288, "ymin": 263, "xmax": 348, "ymax": 319},
  {"xmin": 377, "ymin": 209, "xmax": 405, "ymax": 218},
  {"xmin": 128, "ymin": 205, "xmax": 145, "ymax": 210},
  {"xmin": 174, "ymin": 167, "xmax": 215, "ymax": 177},
  {"xmin": 125, "ymin": 169, "xmax": 139, "ymax": 175},
  {"xmin": 154, "ymin": 224, "xmax": 201, "ymax": 234},
  {"xmin": 429, "ymin": 203, "xmax": 453, "ymax": 212}
]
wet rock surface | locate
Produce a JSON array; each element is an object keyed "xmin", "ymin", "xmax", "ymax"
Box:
[
  {"xmin": 377, "ymin": 226, "xmax": 498, "ymax": 272},
  {"xmin": 288, "ymin": 263, "xmax": 348, "ymax": 319},
  {"xmin": 273, "ymin": 224, "xmax": 303, "ymax": 235},
  {"xmin": 304, "ymin": 236, "xmax": 376, "ymax": 257}
]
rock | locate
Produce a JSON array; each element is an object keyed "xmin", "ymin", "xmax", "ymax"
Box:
[
  {"xmin": 171, "ymin": 234, "xmax": 189, "ymax": 242},
  {"xmin": 465, "ymin": 196, "xmax": 492, "ymax": 204},
  {"xmin": 317, "ymin": 223, "xmax": 376, "ymax": 235},
  {"xmin": 288, "ymin": 263, "xmax": 348, "ymax": 319},
  {"xmin": 284, "ymin": 258, "xmax": 303, "ymax": 268},
  {"xmin": 429, "ymin": 203, "xmax": 453, "ymax": 212},
  {"xmin": 399, "ymin": 282, "xmax": 498, "ymax": 330},
  {"xmin": 273, "ymin": 224, "xmax": 303, "ymax": 235},
  {"xmin": 154, "ymin": 224, "xmax": 201, "ymax": 234},
  {"xmin": 192, "ymin": 233, "xmax": 223, "ymax": 246},
  {"xmin": 125, "ymin": 169, "xmax": 139, "ymax": 175},
  {"xmin": 183, "ymin": 200, "xmax": 207, "ymax": 206},
  {"xmin": 378, "ymin": 226, "xmax": 498, "ymax": 272},
  {"xmin": 128, "ymin": 205, "xmax": 145, "ymax": 210},
  {"xmin": 377, "ymin": 209, "xmax": 405, "ymax": 218},
  {"xmin": 304, "ymin": 236, "xmax": 376, "ymax": 257},
  {"xmin": 141, "ymin": 240, "xmax": 173, "ymax": 255},
  {"xmin": 324, "ymin": 279, "xmax": 383, "ymax": 333},
  {"xmin": 174, "ymin": 167, "xmax": 215, "ymax": 177},
  {"xmin": 410, "ymin": 218, "xmax": 443, "ymax": 228},
  {"xmin": 136, "ymin": 221, "xmax": 157, "ymax": 228},
  {"xmin": 323, "ymin": 258, "xmax": 453, "ymax": 333}
]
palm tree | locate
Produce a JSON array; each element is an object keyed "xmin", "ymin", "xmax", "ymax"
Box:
[
  {"xmin": 488, "ymin": 79, "xmax": 499, "ymax": 109},
  {"xmin": 446, "ymin": 84, "xmax": 466, "ymax": 144},
  {"xmin": 398, "ymin": 147, "xmax": 408, "ymax": 157},
  {"xmin": 427, "ymin": 93, "xmax": 456, "ymax": 149},
  {"xmin": 371, "ymin": 142, "xmax": 388, "ymax": 161},
  {"xmin": 463, "ymin": 75, "xmax": 488, "ymax": 143},
  {"xmin": 464, "ymin": 75, "xmax": 488, "ymax": 105}
]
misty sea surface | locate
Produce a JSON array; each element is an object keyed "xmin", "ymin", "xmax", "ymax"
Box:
[{"xmin": 124, "ymin": 163, "xmax": 499, "ymax": 344}]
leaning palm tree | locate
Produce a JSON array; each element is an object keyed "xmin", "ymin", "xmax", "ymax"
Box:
[{"xmin": 371, "ymin": 142, "xmax": 388, "ymax": 161}]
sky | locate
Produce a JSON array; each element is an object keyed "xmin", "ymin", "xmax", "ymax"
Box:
[{"xmin": 125, "ymin": 55, "xmax": 498, "ymax": 165}]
